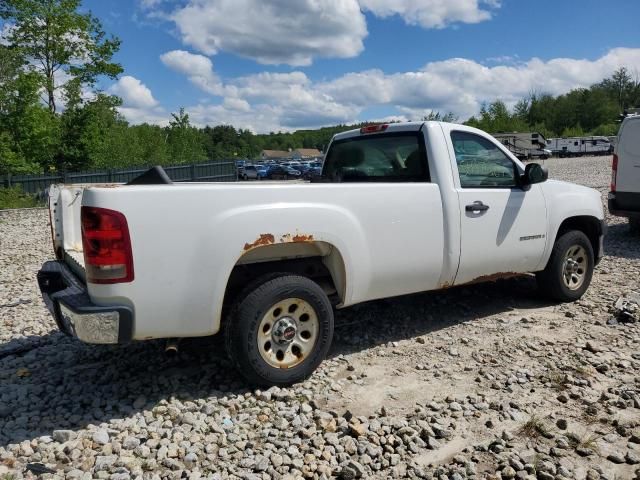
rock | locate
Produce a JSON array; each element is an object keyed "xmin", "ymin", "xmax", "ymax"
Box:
[
  {"xmin": 607, "ymin": 452, "xmax": 625, "ymax": 464},
  {"xmin": 585, "ymin": 342, "xmax": 602, "ymax": 353},
  {"xmin": 556, "ymin": 418, "xmax": 568, "ymax": 430},
  {"xmin": 586, "ymin": 469, "xmax": 600, "ymax": 480},
  {"xmin": 254, "ymin": 455, "xmax": 269, "ymax": 472},
  {"xmin": 627, "ymin": 450, "xmax": 640, "ymax": 465},
  {"xmin": 502, "ymin": 466, "xmax": 516, "ymax": 479},
  {"xmin": 92, "ymin": 429, "xmax": 110, "ymax": 445},
  {"xmin": 133, "ymin": 396, "xmax": 147, "ymax": 409},
  {"xmin": 95, "ymin": 455, "xmax": 117, "ymax": 471},
  {"xmin": 349, "ymin": 422, "xmax": 367, "ymax": 437},
  {"xmin": 341, "ymin": 460, "xmax": 366, "ymax": 479},
  {"xmin": 122, "ymin": 436, "xmax": 140, "ymax": 450},
  {"xmin": 613, "ymin": 292, "xmax": 640, "ymax": 323},
  {"xmin": 52, "ymin": 430, "xmax": 76, "ymax": 443}
]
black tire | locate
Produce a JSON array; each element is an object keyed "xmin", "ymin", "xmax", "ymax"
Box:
[
  {"xmin": 225, "ymin": 274, "xmax": 334, "ymax": 386},
  {"xmin": 536, "ymin": 230, "xmax": 594, "ymax": 302},
  {"xmin": 629, "ymin": 216, "xmax": 640, "ymax": 235}
]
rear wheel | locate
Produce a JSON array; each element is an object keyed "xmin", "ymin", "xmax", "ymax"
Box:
[
  {"xmin": 225, "ymin": 274, "xmax": 334, "ymax": 386},
  {"xmin": 536, "ymin": 230, "xmax": 594, "ymax": 302}
]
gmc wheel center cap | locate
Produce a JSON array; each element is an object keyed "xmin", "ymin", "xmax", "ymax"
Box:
[{"xmin": 273, "ymin": 318, "xmax": 297, "ymax": 344}]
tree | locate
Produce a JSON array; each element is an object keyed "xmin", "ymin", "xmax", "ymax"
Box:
[
  {"xmin": 57, "ymin": 93, "xmax": 123, "ymax": 170},
  {"xmin": 0, "ymin": 0, "xmax": 122, "ymax": 113},
  {"xmin": 423, "ymin": 111, "xmax": 457, "ymax": 122},
  {"xmin": 166, "ymin": 108, "xmax": 207, "ymax": 164},
  {"xmin": 0, "ymin": 47, "xmax": 59, "ymax": 174}
]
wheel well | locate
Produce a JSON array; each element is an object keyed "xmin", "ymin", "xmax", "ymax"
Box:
[
  {"xmin": 555, "ymin": 216, "xmax": 602, "ymax": 259},
  {"xmin": 223, "ymin": 248, "xmax": 346, "ymax": 312}
]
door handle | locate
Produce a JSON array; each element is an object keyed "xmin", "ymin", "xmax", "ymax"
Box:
[{"xmin": 465, "ymin": 201, "xmax": 490, "ymax": 212}]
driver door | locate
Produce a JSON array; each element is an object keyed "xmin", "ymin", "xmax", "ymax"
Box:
[{"xmin": 450, "ymin": 131, "xmax": 548, "ymax": 285}]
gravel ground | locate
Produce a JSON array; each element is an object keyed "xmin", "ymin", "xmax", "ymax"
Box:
[{"xmin": 1, "ymin": 155, "xmax": 639, "ymax": 480}]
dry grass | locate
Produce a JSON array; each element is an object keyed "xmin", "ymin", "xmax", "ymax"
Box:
[
  {"xmin": 519, "ymin": 414, "xmax": 550, "ymax": 439},
  {"xmin": 547, "ymin": 370, "xmax": 570, "ymax": 390},
  {"xmin": 566, "ymin": 431, "xmax": 601, "ymax": 453}
]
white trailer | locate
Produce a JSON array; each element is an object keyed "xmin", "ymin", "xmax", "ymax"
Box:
[
  {"xmin": 492, "ymin": 132, "xmax": 550, "ymax": 160},
  {"xmin": 546, "ymin": 136, "xmax": 613, "ymax": 157}
]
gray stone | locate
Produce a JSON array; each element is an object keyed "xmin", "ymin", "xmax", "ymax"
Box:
[
  {"xmin": 95, "ymin": 455, "xmax": 118, "ymax": 472},
  {"xmin": 607, "ymin": 452, "xmax": 625, "ymax": 464},
  {"xmin": 93, "ymin": 429, "xmax": 110, "ymax": 445},
  {"xmin": 122, "ymin": 436, "xmax": 140, "ymax": 450},
  {"xmin": 52, "ymin": 430, "xmax": 76, "ymax": 443},
  {"xmin": 626, "ymin": 450, "xmax": 640, "ymax": 465}
]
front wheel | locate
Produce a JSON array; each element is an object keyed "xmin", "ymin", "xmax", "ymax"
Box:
[
  {"xmin": 225, "ymin": 274, "xmax": 334, "ymax": 386},
  {"xmin": 536, "ymin": 230, "xmax": 594, "ymax": 302}
]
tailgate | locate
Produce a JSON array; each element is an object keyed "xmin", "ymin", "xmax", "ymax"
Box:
[{"xmin": 49, "ymin": 184, "xmax": 86, "ymax": 280}]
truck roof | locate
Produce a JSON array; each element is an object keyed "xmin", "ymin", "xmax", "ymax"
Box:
[{"xmin": 332, "ymin": 121, "xmax": 432, "ymax": 142}]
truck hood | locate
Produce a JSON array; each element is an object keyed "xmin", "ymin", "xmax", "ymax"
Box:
[{"xmin": 541, "ymin": 179, "xmax": 604, "ymax": 219}]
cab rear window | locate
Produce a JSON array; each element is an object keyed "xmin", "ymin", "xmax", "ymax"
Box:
[{"xmin": 322, "ymin": 132, "xmax": 429, "ymax": 182}]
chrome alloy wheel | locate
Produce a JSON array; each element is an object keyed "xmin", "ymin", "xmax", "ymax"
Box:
[
  {"xmin": 562, "ymin": 245, "xmax": 588, "ymax": 290},
  {"xmin": 257, "ymin": 298, "xmax": 319, "ymax": 369}
]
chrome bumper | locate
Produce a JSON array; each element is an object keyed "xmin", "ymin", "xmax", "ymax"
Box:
[{"xmin": 37, "ymin": 261, "xmax": 133, "ymax": 344}]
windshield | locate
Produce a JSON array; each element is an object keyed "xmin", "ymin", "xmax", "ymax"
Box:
[{"xmin": 322, "ymin": 132, "xmax": 429, "ymax": 182}]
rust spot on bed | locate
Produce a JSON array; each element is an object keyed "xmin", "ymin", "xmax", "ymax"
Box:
[
  {"xmin": 244, "ymin": 234, "xmax": 275, "ymax": 251},
  {"xmin": 291, "ymin": 233, "xmax": 314, "ymax": 242},
  {"xmin": 279, "ymin": 233, "xmax": 315, "ymax": 243}
]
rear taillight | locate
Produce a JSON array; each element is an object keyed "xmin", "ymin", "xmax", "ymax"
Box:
[
  {"xmin": 611, "ymin": 153, "xmax": 618, "ymax": 192},
  {"xmin": 81, "ymin": 206, "xmax": 134, "ymax": 284},
  {"xmin": 360, "ymin": 124, "xmax": 389, "ymax": 134}
]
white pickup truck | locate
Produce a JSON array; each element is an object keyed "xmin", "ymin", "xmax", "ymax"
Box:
[{"xmin": 38, "ymin": 121, "xmax": 606, "ymax": 386}]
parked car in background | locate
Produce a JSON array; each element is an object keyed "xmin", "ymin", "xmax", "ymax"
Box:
[
  {"xmin": 609, "ymin": 114, "xmax": 640, "ymax": 232},
  {"xmin": 241, "ymin": 165, "xmax": 260, "ymax": 180},
  {"xmin": 266, "ymin": 165, "xmax": 302, "ymax": 180},
  {"xmin": 256, "ymin": 166, "xmax": 269, "ymax": 179},
  {"xmin": 303, "ymin": 166, "xmax": 322, "ymax": 180}
]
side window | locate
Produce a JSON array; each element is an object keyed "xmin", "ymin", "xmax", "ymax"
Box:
[
  {"xmin": 323, "ymin": 133, "xmax": 429, "ymax": 182},
  {"xmin": 450, "ymin": 131, "xmax": 518, "ymax": 188}
]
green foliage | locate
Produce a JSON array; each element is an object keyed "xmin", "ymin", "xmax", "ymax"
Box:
[
  {"xmin": 465, "ymin": 67, "xmax": 638, "ymax": 137},
  {"xmin": 423, "ymin": 111, "xmax": 458, "ymax": 122},
  {"xmin": 0, "ymin": 186, "xmax": 41, "ymax": 209},
  {"xmin": 167, "ymin": 108, "xmax": 207, "ymax": 164},
  {"xmin": 0, "ymin": 0, "xmax": 122, "ymax": 113}
]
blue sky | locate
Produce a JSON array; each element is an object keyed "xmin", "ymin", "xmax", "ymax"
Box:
[{"xmin": 76, "ymin": 0, "xmax": 640, "ymax": 132}]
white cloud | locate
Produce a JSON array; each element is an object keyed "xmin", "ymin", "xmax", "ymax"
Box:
[
  {"xmin": 145, "ymin": 47, "xmax": 640, "ymax": 132},
  {"xmin": 359, "ymin": 0, "xmax": 500, "ymax": 29},
  {"xmin": 318, "ymin": 47, "xmax": 640, "ymax": 120},
  {"xmin": 169, "ymin": 0, "xmax": 368, "ymax": 66},
  {"xmin": 145, "ymin": 0, "xmax": 502, "ymax": 67},
  {"xmin": 108, "ymin": 76, "xmax": 167, "ymax": 124},
  {"xmin": 109, "ymin": 75, "xmax": 159, "ymax": 109},
  {"xmin": 160, "ymin": 50, "xmax": 223, "ymax": 95}
]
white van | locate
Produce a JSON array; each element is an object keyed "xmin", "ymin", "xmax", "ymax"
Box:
[{"xmin": 609, "ymin": 114, "xmax": 640, "ymax": 231}]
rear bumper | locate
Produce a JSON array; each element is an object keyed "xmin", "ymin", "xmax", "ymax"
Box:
[
  {"xmin": 37, "ymin": 261, "xmax": 133, "ymax": 344},
  {"xmin": 608, "ymin": 192, "xmax": 640, "ymax": 218}
]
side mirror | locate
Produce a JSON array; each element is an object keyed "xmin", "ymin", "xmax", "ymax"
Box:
[{"xmin": 522, "ymin": 163, "xmax": 548, "ymax": 186}]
